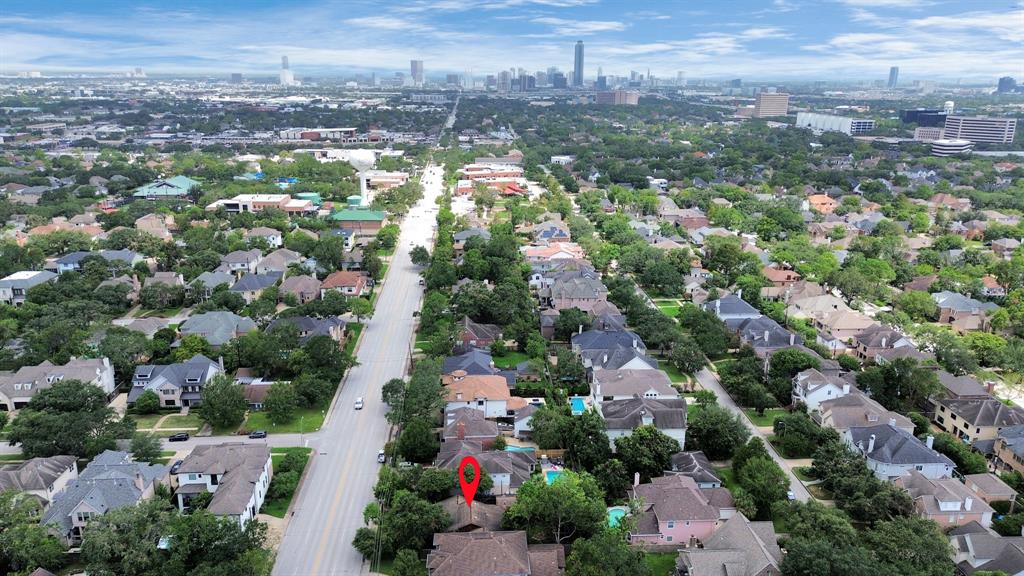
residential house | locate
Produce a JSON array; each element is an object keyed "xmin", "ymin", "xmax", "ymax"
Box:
[
  {"xmin": 0, "ymin": 455, "xmax": 78, "ymax": 508},
  {"xmin": 785, "ymin": 294, "xmax": 849, "ymax": 322},
  {"xmin": 761, "ymin": 267, "xmax": 801, "ymax": 288},
  {"xmin": 600, "ymin": 395, "xmax": 688, "ymax": 449},
  {"xmin": 266, "ymin": 316, "xmax": 345, "ymax": 345},
  {"xmin": 807, "ymin": 194, "xmax": 838, "ymax": 215},
  {"xmin": 531, "ymin": 220, "xmax": 571, "ymax": 244},
  {"xmin": 539, "ymin": 277, "xmax": 608, "ymax": 312},
  {"xmin": 703, "ymin": 295, "xmax": 761, "ymax": 329},
  {"xmin": 438, "ymin": 497, "xmax": 508, "ymax": 533},
  {"xmin": 53, "ymin": 250, "xmax": 142, "ymax": 274},
  {"xmin": 245, "ymin": 226, "xmax": 283, "ymax": 248},
  {"xmin": 627, "ymin": 474, "xmax": 733, "ymax": 546},
  {"xmin": 188, "ymin": 271, "xmax": 235, "ymax": 300},
  {"xmin": 814, "ymin": 393, "xmax": 914, "ymax": 434},
  {"xmin": 513, "ymin": 404, "xmax": 538, "ymax": 440},
  {"xmin": 230, "ymin": 272, "xmax": 282, "ymax": 304},
  {"xmin": 0, "ymin": 358, "xmax": 115, "ymax": 411},
  {"xmin": 571, "ymin": 329, "xmax": 658, "ymax": 374},
  {"xmin": 935, "ymin": 370, "xmax": 993, "ymax": 401},
  {"xmin": 964, "ymin": 473, "xmax": 1018, "ymax": 505},
  {"xmin": 520, "ymin": 242, "xmax": 586, "ymax": 264},
  {"xmin": 949, "ymin": 522, "xmax": 1024, "ymax": 575},
  {"xmin": 845, "ymin": 425, "xmax": 955, "ymax": 480},
  {"xmin": 528, "ymin": 258, "xmax": 597, "ymax": 290},
  {"xmin": 96, "ymin": 275, "xmax": 141, "ymax": 304},
  {"xmin": 128, "ymin": 355, "xmax": 224, "ymax": 408},
  {"xmin": 929, "ymin": 193, "xmax": 972, "ymax": 212},
  {"xmin": 0, "ymin": 270, "xmax": 57, "ymax": 306},
  {"xmin": 995, "ymin": 426, "xmax": 1024, "ymax": 476},
  {"xmin": 174, "ymin": 443, "xmax": 272, "ymax": 528},
  {"xmin": 134, "ymin": 213, "xmax": 175, "ymax": 241},
  {"xmin": 992, "ymin": 238, "xmax": 1021, "ymax": 260},
  {"xmin": 897, "ymin": 470, "xmax": 995, "ymax": 529},
  {"xmin": 255, "ymin": 248, "xmax": 302, "ymax": 275},
  {"xmin": 278, "ymin": 274, "xmax": 321, "ymax": 304},
  {"xmin": 443, "ymin": 407, "xmax": 499, "ymax": 442},
  {"xmin": 177, "ymin": 311, "xmax": 257, "ymax": 347},
  {"xmin": 41, "ymin": 451, "xmax": 168, "ymax": 546},
  {"xmin": 144, "ymin": 271, "xmax": 184, "ymax": 290},
  {"xmin": 982, "ymin": 275, "xmax": 1007, "ymax": 298},
  {"xmin": 426, "ymin": 531, "xmax": 564, "ymax": 576},
  {"xmin": 792, "ymin": 368, "xmax": 852, "ymax": 411},
  {"xmin": 132, "ymin": 175, "xmax": 200, "ymax": 200},
  {"xmin": 435, "ymin": 440, "xmax": 535, "ymax": 495},
  {"xmin": 218, "ymin": 249, "xmax": 263, "ymax": 276},
  {"xmin": 443, "ymin": 373, "xmax": 523, "ymax": 418},
  {"xmin": 453, "ymin": 228, "xmax": 491, "ymax": 256},
  {"xmin": 457, "ymin": 316, "xmax": 503, "ymax": 348},
  {"xmin": 736, "ymin": 316, "xmax": 802, "ymax": 351},
  {"xmin": 933, "ymin": 397, "xmax": 1024, "ymax": 449},
  {"xmin": 674, "ymin": 513, "xmax": 782, "ymax": 576},
  {"xmin": 851, "ymin": 325, "xmax": 914, "ymax": 362},
  {"xmin": 932, "ymin": 291, "xmax": 999, "ymax": 333},
  {"xmin": 813, "ymin": 309, "xmax": 877, "ymax": 356},
  {"xmin": 591, "ymin": 369, "xmax": 677, "ymax": 406},
  {"xmin": 666, "ymin": 451, "xmax": 722, "ymax": 489},
  {"xmin": 320, "ymin": 271, "xmax": 371, "ymax": 298}
]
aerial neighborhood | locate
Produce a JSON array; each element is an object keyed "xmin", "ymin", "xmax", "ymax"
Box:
[{"xmin": 1, "ymin": 29, "xmax": 1024, "ymax": 576}]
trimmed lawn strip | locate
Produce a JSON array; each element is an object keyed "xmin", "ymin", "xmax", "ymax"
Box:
[
  {"xmin": 715, "ymin": 466, "xmax": 736, "ymax": 489},
  {"xmin": 245, "ymin": 407, "xmax": 326, "ymax": 434},
  {"xmin": 644, "ymin": 553, "xmax": 678, "ymax": 576},
  {"xmin": 344, "ymin": 323, "xmax": 364, "ymax": 355},
  {"xmin": 262, "ymin": 447, "xmax": 313, "ymax": 518},
  {"xmin": 130, "ymin": 414, "xmax": 163, "ymax": 429},
  {"xmin": 493, "ymin": 351, "xmax": 529, "ymax": 369},
  {"xmin": 158, "ymin": 414, "xmax": 203, "ymax": 430},
  {"xmin": 743, "ymin": 408, "xmax": 787, "ymax": 427},
  {"xmin": 793, "ymin": 466, "xmax": 815, "ymax": 482},
  {"xmin": 0, "ymin": 454, "xmax": 25, "ymax": 463},
  {"xmin": 807, "ymin": 483, "xmax": 834, "ymax": 500}
]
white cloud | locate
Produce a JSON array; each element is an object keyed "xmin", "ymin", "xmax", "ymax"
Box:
[
  {"xmin": 530, "ymin": 17, "xmax": 628, "ymax": 35},
  {"xmin": 910, "ymin": 10, "xmax": 1024, "ymax": 42},
  {"xmin": 343, "ymin": 16, "xmax": 436, "ymax": 33},
  {"xmin": 836, "ymin": 0, "xmax": 932, "ymax": 7}
]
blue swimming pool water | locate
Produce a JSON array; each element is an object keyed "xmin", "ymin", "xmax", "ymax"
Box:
[
  {"xmin": 505, "ymin": 446, "xmax": 535, "ymax": 452},
  {"xmin": 545, "ymin": 470, "xmax": 563, "ymax": 484},
  {"xmin": 570, "ymin": 397, "xmax": 586, "ymax": 414},
  {"xmin": 608, "ymin": 507, "xmax": 627, "ymax": 527}
]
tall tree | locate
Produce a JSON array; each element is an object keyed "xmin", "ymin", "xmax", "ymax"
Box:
[
  {"xmin": 197, "ymin": 374, "xmax": 247, "ymax": 430},
  {"xmin": 614, "ymin": 425, "xmax": 681, "ymax": 483},
  {"xmin": 503, "ymin": 471, "xmax": 606, "ymax": 544},
  {"xmin": 565, "ymin": 529, "xmax": 652, "ymax": 576}
]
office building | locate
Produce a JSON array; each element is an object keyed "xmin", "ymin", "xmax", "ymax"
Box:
[
  {"xmin": 230, "ymin": 73, "xmax": 243, "ymax": 83},
  {"xmin": 596, "ymin": 76, "xmax": 608, "ymax": 90},
  {"xmin": 914, "ymin": 127, "xmax": 944, "ymax": 141},
  {"xmin": 446, "ymin": 74, "xmax": 461, "ymax": 87},
  {"xmin": 573, "ymin": 41, "xmax": 584, "ymax": 87},
  {"xmin": 753, "ymin": 93, "xmax": 790, "ymax": 118},
  {"xmin": 535, "ymin": 71, "xmax": 547, "ymax": 86},
  {"xmin": 595, "ymin": 90, "xmax": 640, "ymax": 106},
  {"xmin": 279, "ymin": 56, "xmax": 296, "ymax": 86},
  {"xmin": 410, "ymin": 60, "xmax": 424, "ymax": 86},
  {"xmin": 795, "ymin": 112, "xmax": 876, "ymax": 135},
  {"xmin": 888, "ymin": 66, "xmax": 899, "ymax": 89},
  {"xmin": 997, "ymin": 77, "xmax": 1017, "ymax": 93},
  {"xmin": 943, "ymin": 116, "xmax": 1017, "ymax": 144},
  {"xmin": 552, "ymin": 72, "xmax": 568, "ymax": 89},
  {"xmin": 900, "ymin": 108, "xmax": 947, "ymax": 128},
  {"xmin": 931, "ymin": 139, "xmax": 974, "ymax": 157}
]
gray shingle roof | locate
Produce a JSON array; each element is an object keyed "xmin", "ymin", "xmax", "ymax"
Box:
[
  {"xmin": 668, "ymin": 451, "xmax": 721, "ymax": 485},
  {"xmin": 230, "ymin": 271, "xmax": 281, "ymax": 292},
  {"xmin": 177, "ymin": 312, "xmax": 257, "ymax": 346},
  {"xmin": 0, "ymin": 455, "xmax": 76, "ymax": 494},
  {"xmin": 848, "ymin": 424, "xmax": 955, "ymax": 467},
  {"xmin": 601, "ymin": 396, "xmax": 688, "ymax": 431},
  {"xmin": 128, "ymin": 355, "xmax": 222, "ymax": 403},
  {"xmin": 176, "ymin": 443, "xmax": 270, "ymax": 517}
]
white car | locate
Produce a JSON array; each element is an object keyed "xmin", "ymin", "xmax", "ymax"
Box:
[
  {"xmin": 787, "ymin": 490, "xmax": 796, "ymax": 501},
  {"xmin": 354, "ymin": 397, "xmax": 364, "ymax": 410},
  {"xmin": 377, "ymin": 450, "xmax": 386, "ymax": 464}
]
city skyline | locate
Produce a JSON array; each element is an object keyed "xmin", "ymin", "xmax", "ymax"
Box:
[{"xmin": 0, "ymin": 0, "xmax": 1022, "ymax": 81}]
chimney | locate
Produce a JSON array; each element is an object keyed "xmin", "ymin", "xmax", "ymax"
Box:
[
  {"xmin": 881, "ymin": 337, "xmax": 888, "ymax": 348},
  {"xmin": 634, "ymin": 472, "xmax": 640, "ymax": 487},
  {"xmin": 889, "ymin": 417, "xmax": 897, "ymax": 427},
  {"xmin": 715, "ymin": 300, "xmax": 721, "ymax": 314},
  {"xmin": 965, "ymin": 497, "xmax": 973, "ymax": 511},
  {"xmin": 867, "ymin": 434, "xmax": 876, "ymax": 453},
  {"xmin": 842, "ymin": 383, "xmax": 850, "ymax": 395},
  {"xmin": 457, "ymin": 421, "xmax": 466, "ymax": 440},
  {"xmin": 926, "ymin": 435, "xmax": 934, "ymax": 449},
  {"xmin": 632, "ymin": 338, "xmax": 638, "ymax": 349},
  {"xmin": 640, "ymin": 409, "xmax": 653, "ymax": 426},
  {"xmin": 764, "ymin": 330, "xmax": 770, "ymax": 342},
  {"xmin": 578, "ymin": 324, "xmax": 583, "ymax": 335},
  {"xmin": 790, "ymin": 333, "xmax": 795, "ymax": 345},
  {"xmin": 986, "ymin": 381, "xmax": 996, "ymax": 394},
  {"xmin": 603, "ymin": 353, "xmax": 608, "ymax": 366},
  {"xmin": 218, "ymin": 356, "xmax": 225, "ymax": 370}
]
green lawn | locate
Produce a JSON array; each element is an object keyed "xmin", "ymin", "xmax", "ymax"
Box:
[
  {"xmin": 687, "ymin": 403, "xmax": 704, "ymax": 420},
  {"xmin": 743, "ymin": 408, "xmax": 787, "ymax": 427},
  {"xmin": 493, "ymin": 351, "xmax": 529, "ymax": 369},
  {"xmin": 159, "ymin": 414, "xmax": 203, "ymax": 430},
  {"xmin": 807, "ymin": 484, "xmax": 834, "ymax": 500},
  {"xmin": 344, "ymin": 323, "xmax": 364, "ymax": 355},
  {"xmin": 262, "ymin": 447, "xmax": 313, "ymax": 518},
  {"xmin": 655, "ymin": 302, "xmax": 681, "ymax": 319},
  {"xmin": 0, "ymin": 454, "xmax": 25, "ymax": 463},
  {"xmin": 644, "ymin": 553, "xmax": 678, "ymax": 576},
  {"xmin": 715, "ymin": 466, "xmax": 736, "ymax": 489},
  {"xmin": 138, "ymin": 307, "xmax": 182, "ymax": 318},
  {"xmin": 660, "ymin": 362, "xmax": 689, "ymax": 384},
  {"xmin": 245, "ymin": 407, "xmax": 326, "ymax": 434},
  {"xmin": 793, "ymin": 466, "xmax": 815, "ymax": 482},
  {"xmin": 130, "ymin": 414, "xmax": 163, "ymax": 429}
]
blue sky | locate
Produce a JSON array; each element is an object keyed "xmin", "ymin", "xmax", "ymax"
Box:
[{"xmin": 1, "ymin": 0, "xmax": 1022, "ymax": 81}]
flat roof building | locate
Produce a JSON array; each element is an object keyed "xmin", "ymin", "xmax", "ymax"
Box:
[
  {"xmin": 795, "ymin": 112, "xmax": 875, "ymax": 135},
  {"xmin": 943, "ymin": 116, "xmax": 1016, "ymax": 144},
  {"xmin": 753, "ymin": 93, "xmax": 789, "ymax": 118},
  {"xmin": 932, "ymin": 139, "xmax": 974, "ymax": 157}
]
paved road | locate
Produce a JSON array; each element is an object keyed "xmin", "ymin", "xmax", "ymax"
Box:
[
  {"xmin": 694, "ymin": 367, "xmax": 811, "ymax": 502},
  {"xmin": 271, "ymin": 165, "xmax": 443, "ymax": 576}
]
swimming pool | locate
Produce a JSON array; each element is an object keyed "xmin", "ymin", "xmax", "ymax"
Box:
[
  {"xmin": 570, "ymin": 397, "xmax": 586, "ymax": 415},
  {"xmin": 505, "ymin": 446, "xmax": 535, "ymax": 453},
  {"xmin": 545, "ymin": 470, "xmax": 563, "ymax": 484},
  {"xmin": 608, "ymin": 507, "xmax": 628, "ymax": 528}
]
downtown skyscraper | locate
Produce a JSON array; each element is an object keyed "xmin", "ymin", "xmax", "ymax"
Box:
[
  {"xmin": 888, "ymin": 66, "xmax": 899, "ymax": 89},
  {"xmin": 573, "ymin": 41, "xmax": 584, "ymax": 87}
]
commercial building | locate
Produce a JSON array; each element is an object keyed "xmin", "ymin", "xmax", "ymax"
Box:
[
  {"xmin": 551, "ymin": 72, "xmax": 567, "ymax": 89},
  {"xmin": 595, "ymin": 90, "xmax": 640, "ymax": 105},
  {"xmin": 573, "ymin": 41, "xmax": 584, "ymax": 87},
  {"xmin": 795, "ymin": 112, "xmax": 875, "ymax": 135},
  {"xmin": 888, "ymin": 66, "xmax": 899, "ymax": 89},
  {"xmin": 752, "ymin": 93, "xmax": 789, "ymax": 118},
  {"xmin": 997, "ymin": 76, "xmax": 1017, "ymax": 93},
  {"xmin": 410, "ymin": 60, "xmax": 424, "ymax": 86},
  {"xmin": 914, "ymin": 126, "xmax": 944, "ymax": 141},
  {"xmin": 900, "ymin": 108, "xmax": 948, "ymax": 128},
  {"xmin": 943, "ymin": 116, "xmax": 1017, "ymax": 144},
  {"xmin": 931, "ymin": 139, "xmax": 974, "ymax": 157},
  {"xmin": 205, "ymin": 194, "xmax": 315, "ymax": 215},
  {"xmin": 279, "ymin": 56, "xmax": 296, "ymax": 87}
]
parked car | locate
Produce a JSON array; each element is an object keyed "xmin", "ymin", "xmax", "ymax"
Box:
[
  {"xmin": 377, "ymin": 450, "xmax": 386, "ymax": 464},
  {"xmin": 354, "ymin": 397, "xmax": 364, "ymax": 410},
  {"xmin": 168, "ymin": 433, "xmax": 190, "ymax": 442},
  {"xmin": 787, "ymin": 490, "xmax": 796, "ymax": 501},
  {"xmin": 249, "ymin": 431, "xmax": 267, "ymax": 439},
  {"xmin": 170, "ymin": 460, "xmax": 183, "ymax": 474}
]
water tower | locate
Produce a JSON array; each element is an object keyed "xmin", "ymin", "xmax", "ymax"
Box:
[{"xmin": 943, "ymin": 101, "xmax": 954, "ymax": 115}]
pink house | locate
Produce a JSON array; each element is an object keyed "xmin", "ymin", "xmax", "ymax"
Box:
[{"xmin": 626, "ymin": 475, "xmax": 733, "ymax": 547}]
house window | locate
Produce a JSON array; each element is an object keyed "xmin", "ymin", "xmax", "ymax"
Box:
[
  {"xmin": 188, "ymin": 474, "xmax": 198, "ymax": 481},
  {"xmin": 477, "ymin": 400, "xmax": 484, "ymax": 406},
  {"xmin": 667, "ymin": 521, "xmax": 674, "ymax": 529},
  {"xmin": 915, "ymin": 465, "xmax": 923, "ymax": 471},
  {"xmin": 76, "ymin": 512, "xmax": 94, "ymax": 523}
]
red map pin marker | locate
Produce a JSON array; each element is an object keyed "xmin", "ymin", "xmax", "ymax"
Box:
[{"xmin": 458, "ymin": 456, "xmax": 481, "ymax": 509}]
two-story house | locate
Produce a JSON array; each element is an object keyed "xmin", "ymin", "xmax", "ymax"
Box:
[
  {"xmin": 0, "ymin": 455, "xmax": 78, "ymax": 508},
  {"xmin": 591, "ymin": 369, "xmax": 677, "ymax": 407},
  {"xmin": 897, "ymin": 470, "xmax": 995, "ymax": 530},
  {"xmin": 174, "ymin": 443, "xmax": 272, "ymax": 527},
  {"xmin": 0, "ymin": 357, "xmax": 115, "ymax": 411},
  {"xmin": 845, "ymin": 424, "xmax": 955, "ymax": 480},
  {"xmin": 0, "ymin": 271, "xmax": 57, "ymax": 306},
  {"xmin": 627, "ymin": 475, "xmax": 733, "ymax": 546},
  {"xmin": 442, "ymin": 373, "xmax": 521, "ymax": 419},
  {"xmin": 128, "ymin": 355, "xmax": 224, "ymax": 408},
  {"xmin": 792, "ymin": 368, "xmax": 852, "ymax": 411},
  {"xmin": 600, "ymin": 395, "xmax": 688, "ymax": 449}
]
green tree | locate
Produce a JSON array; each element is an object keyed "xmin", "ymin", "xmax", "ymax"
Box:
[
  {"xmin": 554, "ymin": 308, "xmax": 591, "ymax": 341},
  {"xmin": 410, "ymin": 246, "xmax": 431, "ymax": 266},
  {"xmin": 781, "ymin": 537, "xmax": 883, "ymax": 576},
  {"xmin": 197, "ymin": 374, "xmax": 247, "ymax": 430},
  {"xmin": 130, "ymin": 433, "xmax": 163, "ymax": 464},
  {"xmin": 397, "ymin": 418, "xmax": 439, "ymax": 463},
  {"xmin": 99, "ymin": 326, "xmax": 150, "ymax": 384},
  {"xmin": 737, "ymin": 456, "xmax": 789, "ymax": 520},
  {"xmin": 133, "ymin": 389, "xmax": 160, "ymax": 414},
  {"xmin": 264, "ymin": 382, "xmax": 299, "ymax": 425},
  {"xmin": 392, "ymin": 549, "xmax": 427, "ymax": 576},
  {"xmin": 565, "ymin": 529, "xmax": 652, "ymax": 576},
  {"xmin": 931, "ymin": 432, "xmax": 988, "ymax": 474},
  {"xmin": 614, "ymin": 425, "xmax": 681, "ymax": 483},
  {"xmin": 8, "ymin": 380, "xmax": 134, "ymax": 458},
  {"xmin": 0, "ymin": 491, "xmax": 66, "ymax": 575},
  {"xmin": 173, "ymin": 334, "xmax": 214, "ymax": 363},
  {"xmin": 668, "ymin": 335, "xmax": 706, "ymax": 375},
  {"xmin": 503, "ymin": 471, "xmax": 606, "ymax": 544},
  {"xmin": 896, "ymin": 290, "xmax": 939, "ymax": 322},
  {"xmin": 350, "ymin": 297, "xmax": 374, "ymax": 322},
  {"xmin": 685, "ymin": 403, "xmax": 751, "ymax": 460},
  {"xmin": 863, "ymin": 517, "xmax": 954, "ymax": 576},
  {"xmin": 564, "ymin": 410, "xmax": 612, "ymax": 472},
  {"xmin": 591, "ymin": 459, "xmax": 631, "ymax": 502},
  {"xmin": 378, "ymin": 490, "xmax": 449, "ymax": 555}
]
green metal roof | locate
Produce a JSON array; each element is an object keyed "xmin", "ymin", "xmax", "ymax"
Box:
[
  {"xmin": 329, "ymin": 209, "xmax": 386, "ymax": 222},
  {"xmin": 132, "ymin": 175, "xmax": 201, "ymax": 198}
]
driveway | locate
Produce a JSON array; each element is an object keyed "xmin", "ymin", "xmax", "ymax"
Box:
[{"xmin": 695, "ymin": 367, "xmax": 811, "ymax": 502}]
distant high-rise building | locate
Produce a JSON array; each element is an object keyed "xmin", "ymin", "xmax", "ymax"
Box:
[
  {"xmin": 279, "ymin": 55, "xmax": 296, "ymax": 86},
  {"xmin": 997, "ymin": 76, "xmax": 1017, "ymax": 93},
  {"xmin": 888, "ymin": 66, "xmax": 899, "ymax": 89},
  {"xmin": 410, "ymin": 60, "xmax": 424, "ymax": 86},
  {"xmin": 535, "ymin": 71, "xmax": 548, "ymax": 86},
  {"xmin": 552, "ymin": 72, "xmax": 568, "ymax": 89},
  {"xmin": 796, "ymin": 112, "xmax": 875, "ymax": 135},
  {"xmin": 595, "ymin": 90, "xmax": 639, "ymax": 106},
  {"xmin": 498, "ymin": 70, "xmax": 511, "ymax": 92},
  {"xmin": 230, "ymin": 73, "xmax": 243, "ymax": 83},
  {"xmin": 753, "ymin": 93, "xmax": 790, "ymax": 118},
  {"xmin": 446, "ymin": 73, "xmax": 461, "ymax": 87},
  {"xmin": 573, "ymin": 41, "xmax": 584, "ymax": 87},
  {"xmin": 596, "ymin": 76, "xmax": 608, "ymax": 90},
  {"xmin": 729, "ymin": 78, "xmax": 742, "ymax": 88},
  {"xmin": 677, "ymin": 71, "xmax": 685, "ymax": 86},
  {"xmin": 597, "ymin": 65, "xmax": 603, "ymax": 78},
  {"xmin": 943, "ymin": 116, "xmax": 1017, "ymax": 144},
  {"xmin": 485, "ymin": 75, "xmax": 497, "ymax": 90}
]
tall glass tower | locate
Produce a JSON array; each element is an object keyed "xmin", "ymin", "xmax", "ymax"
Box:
[{"xmin": 573, "ymin": 41, "xmax": 584, "ymax": 87}]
